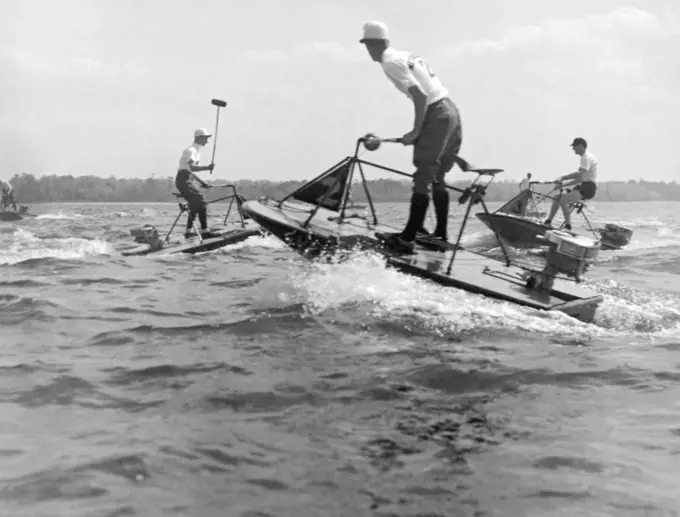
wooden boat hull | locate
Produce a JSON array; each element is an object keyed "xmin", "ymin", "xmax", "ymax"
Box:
[
  {"xmin": 476, "ymin": 212, "xmax": 626, "ymax": 251},
  {"xmin": 476, "ymin": 212, "xmax": 551, "ymax": 248},
  {"xmin": 0, "ymin": 211, "xmax": 23, "ymax": 222},
  {"xmin": 121, "ymin": 224, "xmax": 262, "ymax": 257},
  {"xmin": 0, "ymin": 206, "xmax": 37, "ymax": 221},
  {"xmin": 242, "ymin": 198, "xmax": 603, "ymax": 323}
]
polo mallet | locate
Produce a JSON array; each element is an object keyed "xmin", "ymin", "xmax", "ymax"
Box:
[{"xmin": 209, "ymin": 98, "xmax": 227, "ymax": 174}]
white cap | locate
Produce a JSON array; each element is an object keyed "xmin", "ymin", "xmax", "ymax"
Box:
[
  {"xmin": 194, "ymin": 128, "xmax": 212, "ymax": 137},
  {"xmin": 360, "ymin": 21, "xmax": 389, "ymax": 43}
]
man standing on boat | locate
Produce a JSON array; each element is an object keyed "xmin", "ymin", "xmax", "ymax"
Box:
[
  {"xmin": 360, "ymin": 21, "xmax": 463, "ymax": 253},
  {"xmin": 516, "ymin": 172, "xmax": 532, "ymax": 216},
  {"xmin": 0, "ymin": 178, "xmax": 17, "ymax": 212},
  {"xmin": 544, "ymin": 137, "xmax": 598, "ymax": 231},
  {"xmin": 176, "ymin": 128, "xmax": 214, "ymax": 238},
  {"xmin": 519, "ymin": 173, "xmax": 532, "ymax": 192}
]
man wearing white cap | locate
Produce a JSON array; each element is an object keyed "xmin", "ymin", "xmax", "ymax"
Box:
[
  {"xmin": 175, "ymin": 128, "xmax": 215, "ymax": 238},
  {"xmin": 361, "ymin": 20, "xmax": 463, "ymax": 253}
]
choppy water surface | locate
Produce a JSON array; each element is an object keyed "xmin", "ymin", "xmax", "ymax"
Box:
[{"xmin": 1, "ymin": 200, "xmax": 680, "ymax": 517}]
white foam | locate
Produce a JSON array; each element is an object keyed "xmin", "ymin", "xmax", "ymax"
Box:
[
  {"xmin": 0, "ymin": 229, "xmax": 114, "ymax": 265},
  {"xmin": 589, "ymin": 279, "xmax": 680, "ymax": 335},
  {"xmin": 35, "ymin": 211, "xmax": 80, "ymax": 220},
  {"xmin": 219, "ymin": 233, "xmax": 287, "ymax": 251},
  {"xmin": 287, "ymin": 251, "xmax": 609, "ymax": 340}
]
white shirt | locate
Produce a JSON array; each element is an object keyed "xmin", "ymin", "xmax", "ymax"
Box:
[
  {"xmin": 579, "ymin": 151, "xmax": 598, "ymax": 182},
  {"xmin": 0, "ymin": 179, "xmax": 12, "ymax": 193},
  {"xmin": 381, "ymin": 47, "xmax": 448, "ymax": 106},
  {"xmin": 178, "ymin": 143, "xmax": 201, "ymax": 171},
  {"xmin": 519, "ymin": 177, "xmax": 530, "ymax": 191}
]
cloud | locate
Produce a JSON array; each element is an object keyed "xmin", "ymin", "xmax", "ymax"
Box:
[
  {"xmin": 0, "ymin": 47, "xmax": 147, "ymax": 83},
  {"xmin": 439, "ymin": 7, "xmax": 679, "ymax": 102},
  {"xmin": 240, "ymin": 41, "xmax": 365, "ymax": 64},
  {"xmin": 444, "ymin": 7, "xmax": 679, "ymax": 58}
]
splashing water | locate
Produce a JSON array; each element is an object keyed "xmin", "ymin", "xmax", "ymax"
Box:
[{"xmin": 0, "ymin": 229, "xmax": 114, "ymax": 266}]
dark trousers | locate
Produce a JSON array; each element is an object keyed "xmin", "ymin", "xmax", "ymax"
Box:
[
  {"xmin": 175, "ymin": 171, "xmax": 207, "ymax": 231},
  {"xmin": 412, "ymin": 97, "xmax": 462, "ymax": 195},
  {"xmin": 1, "ymin": 192, "xmax": 17, "ymax": 211},
  {"xmin": 402, "ymin": 98, "xmax": 462, "ymax": 241}
]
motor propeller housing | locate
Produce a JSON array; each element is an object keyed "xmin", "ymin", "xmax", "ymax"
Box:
[{"xmin": 526, "ymin": 230, "xmax": 600, "ymax": 290}]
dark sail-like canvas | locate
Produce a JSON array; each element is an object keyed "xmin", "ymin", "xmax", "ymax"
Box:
[
  {"xmin": 498, "ymin": 189, "xmax": 533, "ymax": 216},
  {"xmin": 291, "ymin": 158, "xmax": 352, "ymax": 212}
]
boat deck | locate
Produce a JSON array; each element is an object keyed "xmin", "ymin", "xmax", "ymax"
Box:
[
  {"xmin": 243, "ymin": 199, "xmax": 603, "ymax": 322},
  {"xmin": 121, "ymin": 223, "xmax": 261, "ymax": 256}
]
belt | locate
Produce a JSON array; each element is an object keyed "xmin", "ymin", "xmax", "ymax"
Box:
[{"xmin": 427, "ymin": 96, "xmax": 451, "ymax": 108}]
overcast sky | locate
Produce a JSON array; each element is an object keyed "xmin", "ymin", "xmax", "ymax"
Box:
[{"xmin": 1, "ymin": 0, "xmax": 678, "ymax": 183}]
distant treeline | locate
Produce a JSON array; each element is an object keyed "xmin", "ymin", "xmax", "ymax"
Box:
[{"xmin": 7, "ymin": 173, "xmax": 680, "ymax": 203}]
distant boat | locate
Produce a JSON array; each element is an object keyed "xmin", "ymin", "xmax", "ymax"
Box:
[
  {"xmin": 121, "ymin": 186, "xmax": 263, "ymax": 256},
  {"xmin": 0, "ymin": 205, "xmax": 37, "ymax": 221},
  {"xmin": 476, "ymin": 184, "xmax": 633, "ymax": 251}
]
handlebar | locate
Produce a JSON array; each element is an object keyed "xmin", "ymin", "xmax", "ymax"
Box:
[
  {"xmin": 359, "ymin": 133, "xmax": 402, "ymax": 152},
  {"xmin": 359, "ymin": 134, "xmax": 402, "ymax": 143}
]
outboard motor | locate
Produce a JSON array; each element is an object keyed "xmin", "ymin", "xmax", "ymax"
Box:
[
  {"xmin": 525, "ymin": 230, "xmax": 600, "ymax": 291},
  {"xmin": 596, "ymin": 223, "xmax": 633, "ymax": 250},
  {"xmin": 130, "ymin": 225, "xmax": 163, "ymax": 250}
]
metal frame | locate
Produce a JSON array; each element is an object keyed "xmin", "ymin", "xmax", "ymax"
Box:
[
  {"xmin": 278, "ymin": 136, "xmax": 514, "ymax": 271},
  {"xmin": 165, "ymin": 185, "xmax": 247, "ymax": 243},
  {"xmin": 536, "ymin": 189, "xmax": 620, "ymax": 244},
  {"xmin": 499, "ymin": 182, "xmax": 601, "ymax": 239}
]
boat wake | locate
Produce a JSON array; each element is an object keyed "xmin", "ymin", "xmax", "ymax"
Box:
[
  {"xmin": 215, "ymin": 233, "xmax": 287, "ymax": 252},
  {"xmin": 35, "ymin": 212, "xmax": 82, "ymax": 221},
  {"xmin": 0, "ymin": 229, "xmax": 114, "ymax": 266},
  {"xmin": 286, "ymin": 250, "xmax": 680, "ymax": 341}
]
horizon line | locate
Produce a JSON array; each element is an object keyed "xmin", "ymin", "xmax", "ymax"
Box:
[{"xmin": 7, "ymin": 173, "xmax": 676, "ymax": 186}]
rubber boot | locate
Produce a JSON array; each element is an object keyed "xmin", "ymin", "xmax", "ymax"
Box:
[
  {"xmin": 198, "ymin": 209, "xmax": 208, "ymax": 232},
  {"xmin": 432, "ymin": 189, "xmax": 449, "ymax": 240},
  {"xmin": 401, "ymin": 193, "xmax": 430, "ymax": 242}
]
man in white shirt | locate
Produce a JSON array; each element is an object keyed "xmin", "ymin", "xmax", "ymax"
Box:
[
  {"xmin": 0, "ymin": 178, "xmax": 17, "ymax": 211},
  {"xmin": 516, "ymin": 172, "xmax": 533, "ymax": 216},
  {"xmin": 175, "ymin": 128, "xmax": 215, "ymax": 238},
  {"xmin": 544, "ymin": 137, "xmax": 598, "ymax": 231},
  {"xmin": 361, "ymin": 20, "xmax": 463, "ymax": 253},
  {"xmin": 519, "ymin": 173, "xmax": 532, "ymax": 192}
]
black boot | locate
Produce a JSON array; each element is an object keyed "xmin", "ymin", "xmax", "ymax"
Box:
[
  {"xmin": 401, "ymin": 193, "xmax": 430, "ymax": 242},
  {"xmin": 432, "ymin": 190, "xmax": 449, "ymax": 240},
  {"xmin": 198, "ymin": 208, "xmax": 208, "ymax": 233}
]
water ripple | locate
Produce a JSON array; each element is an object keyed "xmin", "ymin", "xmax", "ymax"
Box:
[{"xmin": 1, "ymin": 202, "xmax": 680, "ymax": 515}]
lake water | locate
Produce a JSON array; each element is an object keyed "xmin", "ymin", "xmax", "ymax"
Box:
[{"xmin": 1, "ymin": 199, "xmax": 679, "ymax": 516}]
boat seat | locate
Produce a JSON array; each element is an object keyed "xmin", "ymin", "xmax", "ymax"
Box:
[
  {"xmin": 569, "ymin": 201, "xmax": 587, "ymax": 214},
  {"xmin": 456, "ymin": 156, "xmax": 504, "ymax": 175},
  {"xmin": 172, "ymin": 192, "xmax": 189, "ymax": 212}
]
